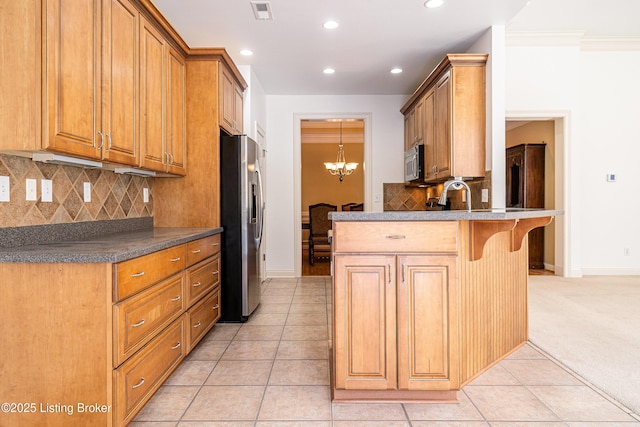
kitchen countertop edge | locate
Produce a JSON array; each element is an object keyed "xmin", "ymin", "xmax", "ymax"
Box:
[
  {"xmin": 329, "ymin": 209, "xmax": 563, "ymax": 221},
  {"xmin": 0, "ymin": 227, "xmax": 223, "ymax": 264}
]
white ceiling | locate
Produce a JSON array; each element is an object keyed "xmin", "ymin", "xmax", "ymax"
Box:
[{"xmin": 151, "ymin": 0, "xmax": 640, "ymax": 96}]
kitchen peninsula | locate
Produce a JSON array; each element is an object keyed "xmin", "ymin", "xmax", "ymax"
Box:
[{"xmin": 329, "ymin": 208, "xmax": 561, "ymax": 402}]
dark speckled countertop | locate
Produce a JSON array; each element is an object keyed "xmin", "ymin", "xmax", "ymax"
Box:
[{"xmin": 0, "ymin": 220, "xmax": 222, "ymax": 263}]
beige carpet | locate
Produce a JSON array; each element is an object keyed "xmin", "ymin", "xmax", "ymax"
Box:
[{"xmin": 528, "ymin": 275, "xmax": 640, "ymax": 415}]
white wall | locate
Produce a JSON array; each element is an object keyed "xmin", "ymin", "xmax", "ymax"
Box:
[
  {"xmin": 469, "ymin": 26, "xmax": 507, "ymax": 208},
  {"xmin": 506, "ymin": 36, "xmax": 640, "ymax": 275},
  {"xmin": 238, "ymin": 65, "xmax": 267, "ymax": 141},
  {"xmin": 264, "ymin": 95, "xmax": 406, "ymax": 276},
  {"xmin": 580, "ymin": 49, "xmax": 640, "ymax": 274}
]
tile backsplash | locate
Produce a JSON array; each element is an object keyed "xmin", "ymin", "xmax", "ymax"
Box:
[
  {"xmin": 0, "ymin": 154, "xmax": 153, "ymax": 228},
  {"xmin": 383, "ymin": 171, "xmax": 492, "ymax": 211}
]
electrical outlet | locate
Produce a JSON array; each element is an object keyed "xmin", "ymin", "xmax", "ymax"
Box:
[
  {"xmin": 624, "ymin": 248, "xmax": 630, "ymax": 256},
  {"xmin": 0, "ymin": 176, "xmax": 9, "ymax": 202},
  {"xmin": 83, "ymin": 182, "xmax": 91, "ymax": 202},
  {"xmin": 143, "ymin": 187, "xmax": 149, "ymax": 203},
  {"xmin": 41, "ymin": 179, "xmax": 53, "ymax": 202},
  {"xmin": 374, "ymin": 193, "xmax": 381, "ymax": 203},
  {"xmin": 26, "ymin": 179, "xmax": 37, "ymax": 201},
  {"xmin": 462, "ymin": 190, "xmax": 467, "ymax": 202},
  {"xmin": 481, "ymin": 188, "xmax": 489, "ymax": 203}
]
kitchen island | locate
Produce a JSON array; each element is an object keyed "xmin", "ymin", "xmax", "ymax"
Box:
[{"xmin": 329, "ymin": 209, "xmax": 561, "ymax": 402}]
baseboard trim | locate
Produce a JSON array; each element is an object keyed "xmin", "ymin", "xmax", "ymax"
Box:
[
  {"xmin": 582, "ymin": 268, "xmax": 640, "ymax": 276},
  {"xmin": 266, "ymin": 270, "xmax": 297, "ymax": 278}
]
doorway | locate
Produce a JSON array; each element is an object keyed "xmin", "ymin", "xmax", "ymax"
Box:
[
  {"xmin": 505, "ymin": 113, "xmax": 569, "ymax": 276},
  {"xmin": 293, "ymin": 113, "xmax": 372, "ymax": 277},
  {"xmin": 300, "ymin": 119, "xmax": 365, "ymax": 276}
]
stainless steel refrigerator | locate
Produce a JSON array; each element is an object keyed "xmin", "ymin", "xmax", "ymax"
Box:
[{"xmin": 220, "ymin": 134, "xmax": 264, "ymax": 322}]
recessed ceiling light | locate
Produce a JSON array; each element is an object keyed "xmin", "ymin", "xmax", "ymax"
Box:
[
  {"xmin": 390, "ymin": 68, "xmax": 403, "ymax": 74},
  {"xmin": 240, "ymin": 49, "xmax": 254, "ymax": 56},
  {"xmin": 323, "ymin": 20, "xmax": 339, "ymax": 30},
  {"xmin": 424, "ymin": 0, "xmax": 443, "ymax": 8},
  {"xmin": 323, "ymin": 68, "xmax": 335, "ymax": 74}
]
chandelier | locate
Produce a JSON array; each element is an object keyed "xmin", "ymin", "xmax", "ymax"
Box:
[{"xmin": 323, "ymin": 122, "xmax": 358, "ymax": 183}]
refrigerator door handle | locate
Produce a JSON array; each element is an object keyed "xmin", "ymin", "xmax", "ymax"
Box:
[{"xmin": 255, "ymin": 168, "xmax": 265, "ymax": 247}]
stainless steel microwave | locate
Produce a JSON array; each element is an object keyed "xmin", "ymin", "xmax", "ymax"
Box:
[{"xmin": 404, "ymin": 145, "xmax": 424, "ymax": 182}]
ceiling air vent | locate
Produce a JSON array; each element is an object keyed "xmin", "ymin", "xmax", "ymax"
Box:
[{"xmin": 251, "ymin": 1, "xmax": 273, "ymax": 20}]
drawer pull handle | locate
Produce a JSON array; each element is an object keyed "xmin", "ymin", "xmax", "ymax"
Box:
[
  {"xmin": 193, "ymin": 282, "xmax": 201, "ymax": 287},
  {"xmin": 213, "ymin": 304, "xmax": 220, "ymax": 310},
  {"xmin": 385, "ymin": 235, "xmax": 406, "ymax": 239},
  {"xmin": 170, "ymin": 257, "xmax": 181, "ymax": 262},
  {"xmin": 131, "ymin": 378, "xmax": 145, "ymax": 389},
  {"xmin": 131, "ymin": 271, "xmax": 145, "ymax": 277},
  {"xmin": 191, "ymin": 249, "xmax": 201, "ymax": 254},
  {"xmin": 387, "ymin": 264, "xmax": 392, "ymax": 284},
  {"xmin": 171, "ymin": 295, "xmax": 181, "ymax": 301},
  {"xmin": 193, "ymin": 321, "xmax": 201, "ymax": 328},
  {"xmin": 171, "ymin": 342, "xmax": 181, "ymax": 350},
  {"xmin": 212, "ymin": 242, "xmax": 219, "ymax": 246},
  {"xmin": 132, "ymin": 319, "xmax": 145, "ymax": 327},
  {"xmin": 212, "ymin": 270, "xmax": 219, "ymax": 275}
]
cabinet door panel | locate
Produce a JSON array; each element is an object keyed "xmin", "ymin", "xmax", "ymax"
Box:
[
  {"xmin": 103, "ymin": 0, "xmax": 138, "ymax": 165},
  {"xmin": 397, "ymin": 255, "xmax": 458, "ymax": 390},
  {"xmin": 139, "ymin": 17, "xmax": 166, "ymax": 172},
  {"xmin": 435, "ymin": 71, "xmax": 451, "ymax": 178},
  {"xmin": 166, "ymin": 47, "xmax": 186, "ymax": 175},
  {"xmin": 334, "ymin": 255, "xmax": 396, "ymax": 390},
  {"xmin": 45, "ymin": 0, "xmax": 101, "ymax": 158}
]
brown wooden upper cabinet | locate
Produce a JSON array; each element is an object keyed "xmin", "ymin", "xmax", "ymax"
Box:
[
  {"xmin": 139, "ymin": 15, "xmax": 187, "ymax": 176},
  {"xmin": 0, "ymin": 0, "xmax": 186, "ymax": 175},
  {"xmin": 219, "ymin": 63, "xmax": 245, "ymax": 135},
  {"xmin": 401, "ymin": 54, "xmax": 487, "ymax": 183},
  {"xmin": 43, "ymin": 0, "xmax": 139, "ymax": 165}
]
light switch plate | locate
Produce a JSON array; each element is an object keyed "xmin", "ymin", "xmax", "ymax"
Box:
[
  {"xmin": 481, "ymin": 188, "xmax": 489, "ymax": 203},
  {"xmin": 0, "ymin": 176, "xmax": 9, "ymax": 202},
  {"xmin": 41, "ymin": 179, "xmax": 53, "ymax": 202},
  {"xmin": 83, "ymin": 182, "xmax": 91, "ymax": 202},
  {"xmin": 26, "ymin": 179, "xmax": 37, "ymax": 201}
]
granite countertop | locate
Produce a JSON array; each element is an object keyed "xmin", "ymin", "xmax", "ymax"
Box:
[
  {"xmin": 0, "ymin": 227, "xmax": 223, "ymax": 263},
  {"xmin": 330, "ymin": 208, "xmax": 563, "ymax": 222}
]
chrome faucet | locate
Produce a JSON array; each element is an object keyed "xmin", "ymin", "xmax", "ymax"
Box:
[{"xmin": 438, "ymin": 177, "xmax": 471, "ymax": 212}]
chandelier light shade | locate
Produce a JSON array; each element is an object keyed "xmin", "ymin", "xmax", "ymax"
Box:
[{"xmin": 324, "ymin": 122, "xmax": 358, "ymax": 183}]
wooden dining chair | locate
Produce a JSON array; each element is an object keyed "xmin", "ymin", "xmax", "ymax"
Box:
[{"xmin": 308, "ymin": 203, "xmax": 337, "ymax": 265}]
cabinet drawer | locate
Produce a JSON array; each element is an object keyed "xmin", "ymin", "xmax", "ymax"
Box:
[
  {"xmin": 114, "ymin": 315, "xmax": 186, "ymax": 426},
  {"xmin": 113, "ymin": 274, "xmax": 185, "ymax": 366},
  {"xmin": 114, "ymin": 245, "xmax": 186, "ymax": 301},
  {"xmin": 186, "ymin": 255, "xmax": 221, "ymax": 307},
  {"xmin": 333, "ymin": 221, "xmax": 457, "ymax": 253},
  {"xmin": 187, "ymin": 288, "xmax": 221, "ymax": 351},
  {"xmin": 186, "ymin": 234, "xmax": 221, "ymax": 266}
]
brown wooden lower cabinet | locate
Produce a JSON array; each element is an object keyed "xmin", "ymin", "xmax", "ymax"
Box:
[
  {"xmin": 0, "ymin": 233, "xmax": 221, "ymax": 427},
  {"xmin": 330, "ymin": 218, "xmax": 545, "ymax": 402},
  {"xmin": 332, "ymin": 222, "xmax": 459, "ymax": 401}
]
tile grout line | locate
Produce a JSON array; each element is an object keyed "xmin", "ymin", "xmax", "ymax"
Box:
[{"xmin": 527, "ymin": 340, "xmax": 640, "ymax": 420}]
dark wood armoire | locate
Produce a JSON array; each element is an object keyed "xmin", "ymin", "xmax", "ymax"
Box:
[{"xmin": 506, "ymin": 143, "xmax": 546, "ymax": 269}]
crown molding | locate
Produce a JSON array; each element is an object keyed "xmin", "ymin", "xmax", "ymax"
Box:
[{"xmin": 581, "ymin": 36, "xmax": 640, "ymax": 51}]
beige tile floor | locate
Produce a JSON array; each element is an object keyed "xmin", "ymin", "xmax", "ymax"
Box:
[{"xmin": 131, "ymin": 277, "xmax": 640, "ymax": 427}]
